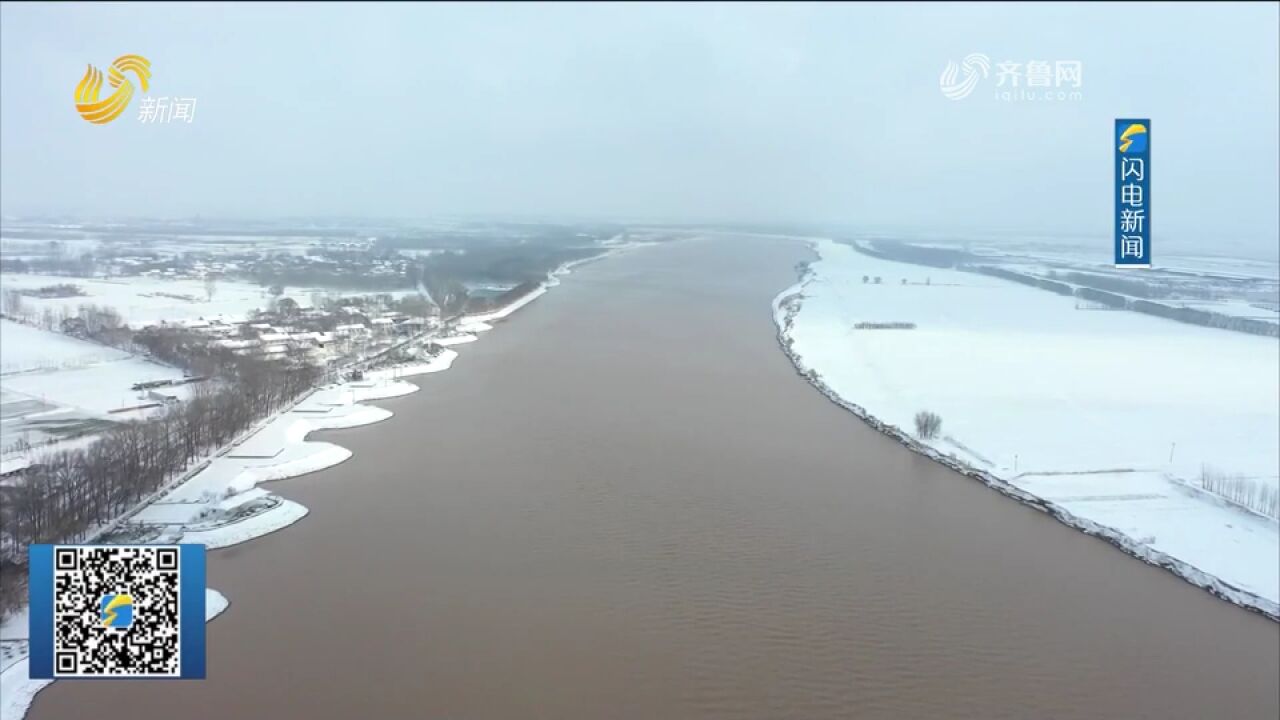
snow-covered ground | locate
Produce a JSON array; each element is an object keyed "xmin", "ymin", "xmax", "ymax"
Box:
[
  {"xmin": 2, "ymin": 357, "xmax": 187, "ymax": 417},
  {"xmin": 0, "ymin": 320, "xmax": 131, "ymax": 374},
  {"xmin": 777, "ymin": 238, "xmax": 1280, "ymax": 615},
  {"xmin": 0, "ymin": 273, "xmax": 286, "ymax": 328},
  {"xmin": 1, "ymin": 320, "xmax": 190, "ymax": 454},
  {"xmin": 0, "ymin": 273, "xmax": 416, "ymax": 329}
]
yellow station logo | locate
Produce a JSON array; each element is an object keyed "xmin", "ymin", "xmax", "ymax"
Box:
[{"xmin": 74, "ymin": 54, "xmax": 151, "ymax": 124}]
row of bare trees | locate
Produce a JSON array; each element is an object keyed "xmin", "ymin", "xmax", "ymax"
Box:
[
  {"xmin": 1, "ymin": 348, "xmax": 321, "ymax": 562},
  {"xmin": 1198, "ymin": 466, "xmax": 1280, "ymax": 520},
  {"xmin": 2, "ymin": 293, "xmax": 133, "ymax": 345}
]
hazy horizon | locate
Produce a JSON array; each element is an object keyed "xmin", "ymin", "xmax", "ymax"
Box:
[{"xmin": 1, "ymin": 2, "xmax": 1277, "ymax": 252}]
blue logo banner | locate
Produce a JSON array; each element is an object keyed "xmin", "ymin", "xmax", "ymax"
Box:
[{"xmin": 1115, "ymin": 118, "xmax": 1151, "ymax": 267}]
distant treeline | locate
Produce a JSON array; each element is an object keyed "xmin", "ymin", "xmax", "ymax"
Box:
[
  {"xmin": 251, "ymin": 266, "xmax": 414, "ymax": 290},
  {"xmin": 1, "ymin": 293, "xmax": 140, "ymax": 350},
  {"xmin": 846, "ymin": 238, "xmax": 1278, "ymax": 338},
  {"xmin": 1, "ymin": 254, "xmax": 97, "ymax": 276},
  {"xmin": 18, "ymin": 283, "xmax": 86, "ymax": 299},
  {"xmin": 418, "ymin": 245, "xmax": 601, "ymax": 285},
  {"xmin": 1056, "ymin": 271, "xmax": 1170, "ymax": 299},
  {"xmin": 1048, "ymin": 270, "xmax": 1232, "ymax": 302},
  {"xmin": 464, "ymin": 280, "xmax": 541, "ymax": 314},
  {"xmin": 379, "ymin": 225, "xmax": 614, "ymax": 252},
  {"xmin": 970, "ymin": 266, "xmax": 1075, "ymax": 296},
  {"xmin": 1, "ymin": 226, "xmax": 363, "ymax": 240},
  {"xmin": 247, "ymin": 243, "xmax": 602, "ymax": 292},
  {"xmin": 854, "ymin": 322, "xmax": 917, "ymax": 330},
  {"xmin": 847, "ymin": 240, "xmax": 976, "ymax": 268},
  {"xmin": 970, "ymin": 265, "xmax": 1279, "ymax": 337}
]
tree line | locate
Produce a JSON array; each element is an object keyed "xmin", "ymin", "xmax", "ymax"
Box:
[
  {"xmin": 1, "ymin": 292, "xmax": 135, "ymax": 346},
  {"xmin": 0, "ymin": 332, "xmax": 320, "ymax": 598},
  {"xmin": 970, "ymin": 266, "xmax": 1279, "ymax": 338}
]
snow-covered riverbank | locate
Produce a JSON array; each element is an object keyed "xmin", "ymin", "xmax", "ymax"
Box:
[{"xmin": 774, "ymin": 238, "xmax": 1280, "ymax": 619}]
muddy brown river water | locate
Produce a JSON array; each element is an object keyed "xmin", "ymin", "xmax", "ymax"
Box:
[{"xmin": 33, "ymin": 235, "xmax": 1279, "ymax": 719}]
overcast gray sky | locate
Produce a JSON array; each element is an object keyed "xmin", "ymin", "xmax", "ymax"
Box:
[{"xmin": 1, "ymin": 2, "xmax": 1277, "ymax": 247}]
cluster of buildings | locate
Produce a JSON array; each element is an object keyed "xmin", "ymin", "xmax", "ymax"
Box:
[
  {"xmin": 252, "ymin": 247, "xmax": 411, "ymax": 284},
  {"xmin": 176, "ymin": 306, "xmax": 432, "ymax": 365},
  {"xmin": 40, "ymin": 234, "xmax": 401, "ymax": 285},
  {"xmin": 135, "ymin": 258, "xmax": 240, "ymax": 280}
]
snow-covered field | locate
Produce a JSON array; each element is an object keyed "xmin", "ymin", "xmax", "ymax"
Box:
[
  {"xmin": 0, "ymin": 320, "xmax": 131, "ymax": 373},
  {"xmin": 1, "ymin": 320, "xmax": 189, "ymax": 454},
  {"xmin": 0, "ymin": 273, "xmax": 283, "ymax": 327},
  {"xmin": 2, "ymin": 358, "xmax": 187, "ymax": 417},
  {"xmin": 0, "ymin": 273, "xmax": 413, "ymax": 329},
  {"xmin": 777, "ymin": 238, "xmax": 1280, "ymax": 614}
]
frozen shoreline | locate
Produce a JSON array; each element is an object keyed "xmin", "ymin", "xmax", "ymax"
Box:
[
  {"xmin": 772, "ymin": 238, "xmax": 1279, "ymax": 621},
  {"xmin": 0, "ymin": 241, "xmax": 643, "ymax": 720}
]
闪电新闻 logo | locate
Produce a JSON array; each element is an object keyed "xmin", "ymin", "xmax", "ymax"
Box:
[
  {"xmin": 74, "ymin": 55, "xmax": 151, "ymax": 124},
  {"xmin": 1118, "ymin": 122, "xmax": 1148, "ymax": 154}
]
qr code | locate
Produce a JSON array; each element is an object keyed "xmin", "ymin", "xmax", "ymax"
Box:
[{"xmin": 52, "ymin": 545, "xmax": 181, "ymax": 677}]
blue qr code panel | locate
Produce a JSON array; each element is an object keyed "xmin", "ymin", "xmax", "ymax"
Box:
[{"xmin": 29, "ymin": 544, "xmax": 206, "ymax": 679}]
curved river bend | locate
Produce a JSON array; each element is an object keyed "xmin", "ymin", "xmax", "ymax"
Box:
[{"xmin": 35, "ymin": 236, "xmax": 1279, "ymax": 719}]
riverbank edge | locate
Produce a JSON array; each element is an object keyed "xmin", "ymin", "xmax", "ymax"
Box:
[{"xmin": 771, "ymin": 262, "xmax": 1280, "ymax": 623}]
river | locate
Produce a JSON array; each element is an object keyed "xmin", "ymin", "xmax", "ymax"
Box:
[{"xmin": 33, "ymin": 235, "xmax": 1280, "ymax": 719}]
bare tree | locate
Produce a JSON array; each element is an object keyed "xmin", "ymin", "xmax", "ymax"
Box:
[
  {"xmin": 914, "ymin": 410, "xmax": 942, "ymax": 440},
  {"xmin": 1, "ymin": 289, "xmax": 23, "ymax": 317},
  {"xmin": 423, "ymin": 272, "xmax": 468, "ymax": 321},
  {"xmin": 276, "ymin": 297, "xmax": 301, "ymax": 317}
]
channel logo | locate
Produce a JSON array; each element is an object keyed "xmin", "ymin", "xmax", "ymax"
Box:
[
  {"xmin": 73, "ymin": 55, "xmax": 151, "ymax": 125},
  {"xmin": 1118, "ymin": 122, "xmax": 1148, "ymax": 154}
]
